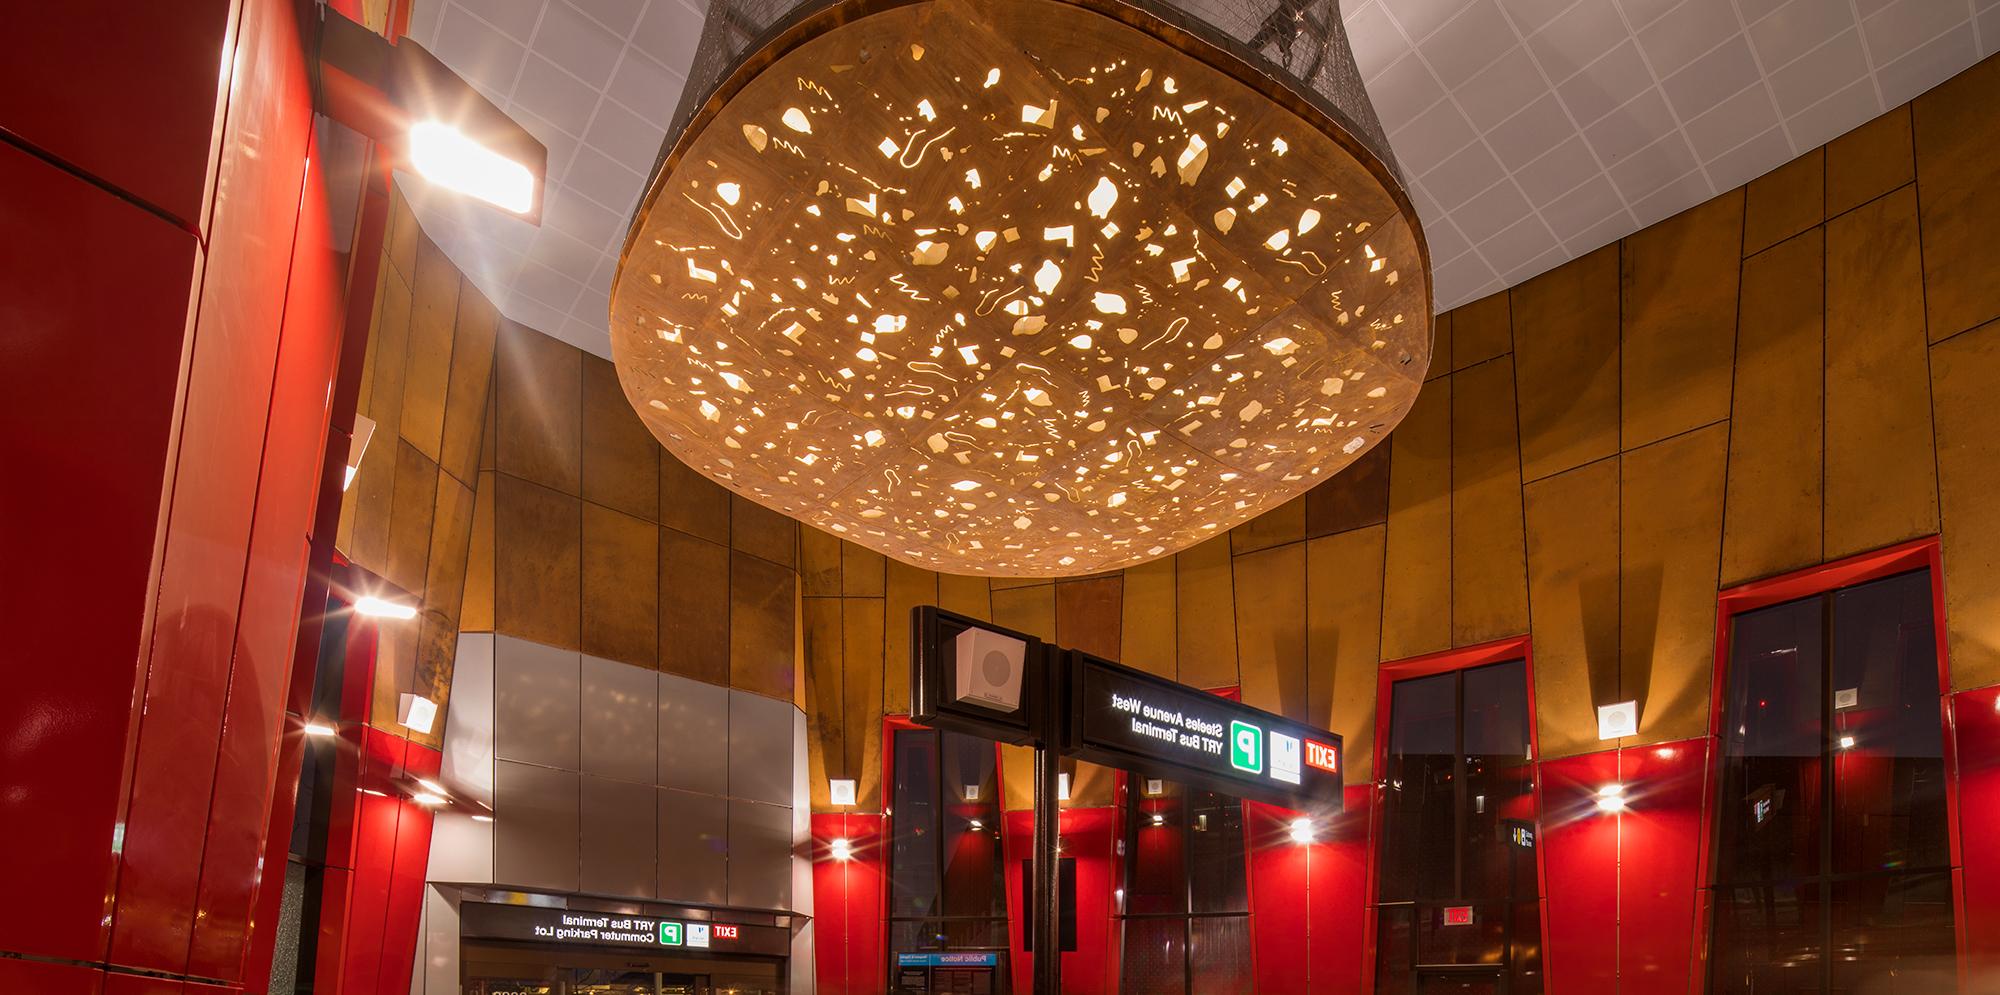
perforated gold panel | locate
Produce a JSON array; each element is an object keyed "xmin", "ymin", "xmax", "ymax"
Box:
[{"xmin": 611, "ymin": 0, "xmax": 1428, "ymax": 576}]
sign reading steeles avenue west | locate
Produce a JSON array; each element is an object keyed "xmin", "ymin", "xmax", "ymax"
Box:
[{"xmin": 1067, "ymin": 651, "xmax": 1342, "ymax": 810}]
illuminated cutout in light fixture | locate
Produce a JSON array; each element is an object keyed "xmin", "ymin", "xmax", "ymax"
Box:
[
  {"xmin": 1595, "ymin": 784, "xmax": 1626, "ymax": 814},
  {"xmin": 1150, "ymin": 813, "xmax": 1165, "ymax": 826},
  {"xmin": 1838, "ymin": 735, "xmax": 1856, "ymax": 750},
  {"xmin": 829, "ymin": 778, "xmax": 858, "ymax": 807},
  {"xmin": 344, "ymin": 414, "xmax": 377, "ymax": 491},
  {"xmin": 398, "ymin": 693, "xmax": 439, "ymax": 734},
  {"xmin": 968, "ymin": 818, "xmax": 984, "ymax": 830},
  {"xmin": 303, "ymin": 721, "xmax": 338, "ymax": 738},
  {"xmin": 409, "ymin": 121, "xmax": 536, "ymax": 214},
  {"xmin": 354, "ymin": 595, "xmax": 418, "ymax": 620},
  {"xmin": 1596, "ymin": 700, "xmax": 1638, "ymax": 741},
  {"xmin": 829, "ymin": 837, "xmax": 854, "ymax": 861},
  {"xmin": 610, "ymin": 0, "xmax": 1429, "ymax": 577},
  {"xmin": 1288, "ymin": 817, "xmax": 1314, "ymax": 845}
]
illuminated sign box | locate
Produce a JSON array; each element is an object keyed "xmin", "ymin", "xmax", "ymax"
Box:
[
  {"xmin": 1066, "ymin": 651, "xmax": 1343, "ymax": 810},
  {"xmin": 457, "ymin": 903, "xmax": 788, "ymax": 958}
]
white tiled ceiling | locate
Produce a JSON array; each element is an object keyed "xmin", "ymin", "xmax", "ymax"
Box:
[{"xmin": 404, "ymin": 0, "xmax": 1997, "ymax": 358}]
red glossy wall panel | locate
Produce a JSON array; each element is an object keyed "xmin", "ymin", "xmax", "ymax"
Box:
[
  {"xmin": 0, "ymin": 958, "xmax": 105, "ymax": 995},
  {"xmin": 1000, "ymin": 807, "xmax": 1116, "ymax": 995},
  {"xmin": 109, "ymin": 0, "xmax": 317, "ymax": 972},
  {"xmin": 0, "ymin": 141, "xmax": 199, "ymax": 964},
  {"xmin": 1247, "ymin": 801, "xmax": 1311, "ymax": 994},
  {"xmin": 0, "ymin": 1, "xmax": 234, "ymax": 226},
  {"xmin": 812, "ymin": 813, "xmax": 887, "ymax": 995},
  {"xmin": 1615, "ymin": 740, "xmax": 1706, "ymax": 995},
  {"xmin": 1956, "ymin": 684, "xmax": 2000, "ymax": 969},
  {"xmin": 1310, "ymin": 786, "xmax": 1374, "ymax": 993},
  {"xmin": 1539, "ymin": 750, "xmax": 1620, "ymax": 993}
]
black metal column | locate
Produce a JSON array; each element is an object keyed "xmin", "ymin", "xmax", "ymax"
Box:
[{"xmin": 1031, "ymin": 742, "xmax": 1061, "ymax": 995}]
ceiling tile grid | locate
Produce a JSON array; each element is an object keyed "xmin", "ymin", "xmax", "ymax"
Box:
[{"xmin": 403, "ymin": 0, "xmax": 1994, "ymax": 357}]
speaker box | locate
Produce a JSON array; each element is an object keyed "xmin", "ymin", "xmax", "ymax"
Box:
[{"xmin": 953, "ymin": 625, "xmax": 1026, "ymax": 712}]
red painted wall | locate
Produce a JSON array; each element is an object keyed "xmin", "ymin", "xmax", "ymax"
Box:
[
  {"xmin": 0, "ymin": 0, "xmax": 353, "ymax": 988},
  {"xmin": 811, "ymin": 813, "xmax": 888, "ymax": 995}
]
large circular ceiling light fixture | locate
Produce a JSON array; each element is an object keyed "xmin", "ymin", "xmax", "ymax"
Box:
[{"xmin": 612, "ymin": 0, "xmax": 1430, "ymax": 576}]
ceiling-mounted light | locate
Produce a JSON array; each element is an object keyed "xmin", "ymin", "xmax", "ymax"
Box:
[
  {"xmin": 409, "ymin": 121, "xmax": 535, "ymax": 213},
  {"xmin": 353, "ymin": 595, "xmax": 417, "ymax": 620},
  {"xmin": 610, "ymin": 0, "xmax": 1429, "ymax": 577}
]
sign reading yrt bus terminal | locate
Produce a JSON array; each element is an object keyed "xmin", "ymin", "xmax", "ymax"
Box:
[{"xmin": 911, "ymin": 606, "xmax": 1343, "ymax": 811}]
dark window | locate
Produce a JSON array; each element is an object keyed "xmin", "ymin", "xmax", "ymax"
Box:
[
  {"xmin": 1118, "ymin": 778, "xmax": 1252, "ymax": 994},
  {"xmin": 887, "ymin": 728, "xmax": 1010, "ymax": 990},
  {"xmin": 1375, "ymin": 659, "xmax": 1540, "ymax": 995},
  {"xmin": 1709, "ymin": 569, "xmax": 1955, "ymax": 994}
]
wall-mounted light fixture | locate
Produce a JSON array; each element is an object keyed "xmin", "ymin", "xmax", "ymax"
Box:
[
  {"xmin": 1597, "ymin": 700, "xmax": 1639, "ymax": 740},
  {"xmin": 353, "ymin": 595, "xmax": 418, "ymax": 620},
  {"xmin": 313, "ymin": 6, "xmax": 546, "ymax": 222},
  {"xmin": 1057, "ymin": 772, "xmax": 1071, "ymax": 802},
  {"xmin": 303, "ymin": 720, "xmax": 338, "ymax": 738},
  {"xmin": 829, "ymin": 837, "xmax": 854, "ymax": 862},
  {"xmin": 397, "ymin": 692, "xmax": 438, "ymax": 734},
  {"xmin": 1595, "ymin": 783, "xmax": 1627, "ymax": 814},
  {"xmin": 828, "ymin": 778, "xmax": 857, "ymax": 807},
  {"xmin": 1289, "ymin": 818, "xmax": 1316, "ymax": 845}
]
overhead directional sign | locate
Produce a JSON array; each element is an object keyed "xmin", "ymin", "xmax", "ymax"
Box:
[{"xmin": 1065, "ymin": 651, "xmax": 1343, "ymax": 810}]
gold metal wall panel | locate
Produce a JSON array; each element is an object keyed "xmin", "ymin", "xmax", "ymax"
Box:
[
  {"xmin": 582, "ymin": 503, "xmax": 660, "ymax": 667},
  {"xmin": 1427, "ymin": 312, "xmax": 1452, "ymax": 381},
  {"xmin": 402, "ymin": 233, "xmax": 460, "ymax": 464},
  {"xmin": 661, "ymin": 453, "xmax": 731, "ymax": 545},
  {"xmin": 660, "ymin": 529, "xmax": 729, "ymax": 685},
  {"xmin": 1230, "ymin": 496, "xmax": 1306, "ymax": 555},
  {"xmin": 1930, "ymin": 318, "xmax": 2000, "ymax": 690},
  {"xmin": 581, "ymin": 354, "xmax": 661, "ymax": 522},
  {"xmin": 842, "ymin": 543, "xmax": 886, "ymax": 597},
  {"xmin": 495, "ymin": 321, "xmax": 583, "ymax": 495},
  {"xmin": 1381, "ymin": 379, "xmax": 1451, "ymax": 661},
  {"xmin": 1174, "ymin": 535, "xmax": 1239, "ymax": 690},
  {"xmin": 409, "ymin": 612, "xmax": 456, "ymax": 750},
  {"xmin": 991, "ymin": 583, "xmax": 1057, "ymax": 642},
  {"xmin": 1120, "ymin": 557, "xmax": 1178, "ymax": 678},
  {"xmin": 1724, "ymin": 228, "xmax": 1824, "ymax": 586},
  {"xmin": 1234, "ymin": 542, "xmax": 1308, "ymax": 721},
  {"xmin": 347, "ymin": 270, "xmax": 412, "ymax": 569},
  {"xmin": 422, "ymin": 472, "xmax": 477, "ymax": 626},
  {"xmin": 800, "ymin": 527, "xmax": 844, "ymax": 597},
  {"xmin": 1523, "ymin": 457, "xmax": 1620, "ymax": 761},
  {"xmin": 1451, "ymin": 291, "xmax": 1511, "ymax": 371},
  {"xmin": 1450, "ymin": 357, "xmax": 1528, "ymax": 646},
  {"xmin": 1619, "ymin": 423, "xmax": 1727, "ymax": 747},
  {"xmin": 729, "ymin": 551, "xmax": 797, "ymax": 699},
  {"xmin": 732, "ymin": 493, "xmax": 796, "ymax": 567},
  {"xmin": 494, "ymin": 474, "xmax": 582, "ymax": 650},
  {"xmin": 1915, "ymin": 56, "xmax": 2000, "ymax": 341},
  {"xmin": 384, "ymin": 440, "xmax": 439, "ymax": 596},
  {"xmin": 1306, "ymin": 524, "xmax": 1384, "ymax": 783},
  {"xmin": 1825, "ymin": 186, "xmax": 1938, "ymax": 558},
  {"xmin": 1306, "ymin": 441, "xmax": 1391, "ymax": 537},
  {"xmin": 439, "ymin": 280, "xmax": 499, "ymax": 484},
  {"xmin": 461, "ymin": 470, "xmax": 496, "ymax": 632},
  {"xmin": 387, "ymin": 186, "xmax": 418, "ymax": 281},
  {"xmin": 367, "ymin": 610, "xmax": 422, "ymax": 737},
  {"xmin": 1055, "ymin": 575, "xmax": 1123, "ymax": 661},
  {"xmin": 883, "ymin": 559, "xmax": 938, "ymax": 714},
  {"xmin": 1826, "ymin": 106, "xmax": 1912, "ymax": 218},
  {"xmin": 802, "ymin": 595, "xmax": 844, "ymax": 809},
  {"xmin": 1743, "ymin": 148, "xmax": 1823, "ymax": 256},
  {"xmin": 1512, "ymin": 246, "xmax": 1620, "ymax": 482},
  {"xmin": 1620, "ymin": 190, "xmax": 1742, "ymax": 449},
  {"xmin": 842, "ymin": 596, "xmax": 886, "ymax": 813},
  {"xmin": 937, "ymin": 572, "xmax": 993, "ymax": 621}
]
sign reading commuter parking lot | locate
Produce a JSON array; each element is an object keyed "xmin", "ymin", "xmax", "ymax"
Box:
[
  {"xmin": 457, "ymin": 902, "xmax": 789, "ymax": 957},
  {"xmin": 1068, "ymin": 651, "xmax": 1343, "ymax": 810}
]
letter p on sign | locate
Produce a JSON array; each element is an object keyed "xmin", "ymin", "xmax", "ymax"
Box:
[{"xmin": 1229, "ymin": 720, "xmax": 1263, "ymax": 773}]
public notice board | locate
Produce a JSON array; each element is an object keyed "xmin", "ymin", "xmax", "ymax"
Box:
[{"xmin": 1067, "ymin": 652, "xmax": 1343, "ymax": 810}]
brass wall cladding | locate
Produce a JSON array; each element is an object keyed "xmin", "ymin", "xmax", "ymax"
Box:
[{"xmin": 612, "ymin": 0, "xmax": 1429, "ymax": 576}]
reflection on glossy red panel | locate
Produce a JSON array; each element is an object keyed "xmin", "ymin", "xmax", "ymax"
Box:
[
  {"xmin": 101, "ymin": 972, "xmax": 182, "ymax": 995},
  {"xmin": 1247, "ymin": 800, "xmax": 1309, "ymax": 994},
  {"xmin": 0, "ymin": 141, "xmax": 197, "ymax": 965},
  {"xmin": 1617, "ymin": 739, "xmax": 1706, "ymax": 995},
  {"xmin": 1956, "ymin": 685, "xmax": 2000, "ymax": 968},
  {"xmin": 1540, "ymin": 750, "xmax": 1620, "ymax": 993},
  {"xmin": 378, "ymin": 745, "xmax": 442, "ymax": 992},
  {"xmin": 0, "ymin": 1, "xmax": 233, "ymax": 226},
  {"xmin": 244, "ymin": 720, "xmax": 311, "ymax": 988},
  {"xmin": 812, "ymin": 812, "xmax": 886, "ymax": 995},
  {"xmin": 109, "ymin": 0, "xmax": 316, "ymax": 971},
  {"xmin": 999, "ymin": 806, "xmax": 1116, "ymax": 995},
  {"xmin": 0, "ymin": 958, "xmax": 105, "ymax": 995}
]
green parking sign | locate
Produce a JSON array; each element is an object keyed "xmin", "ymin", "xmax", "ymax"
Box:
[
  {"xmin": 659, "ymin": 922, "xmax": 683, "ymax": 946},
  {"xmin": 1230, "ymin": 720, "xmax": 1263, "ymax": 773}
]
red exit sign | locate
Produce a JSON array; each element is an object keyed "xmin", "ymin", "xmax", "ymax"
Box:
[
  {"xmin": 1305, "ymin": 740, "xmax": 1339, "ymax": 774},
  {"xmin": 1443, "ymin": 906, "xmax": 1474, "ymax": 927},
  {"xmin": 713, "ymin": 925, "xmax": 739, "ymax": 940}
]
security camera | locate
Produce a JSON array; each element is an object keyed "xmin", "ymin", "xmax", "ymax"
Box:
[{"xmin": 953, "ymin": 625, "xmax": 1026, "ymax": 712}]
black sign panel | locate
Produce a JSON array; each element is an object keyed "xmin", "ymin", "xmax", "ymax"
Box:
[
  {"xmin": 911, "ymin": 606, "xmax": 1048, "ymax": 746},
  {"xmin": 1066, "ymin": 652, "xmax": 1343, "ymax": 810},
  {"xmin": 458, "ymin": 902, "xmax": 790, "ymax": 958}
]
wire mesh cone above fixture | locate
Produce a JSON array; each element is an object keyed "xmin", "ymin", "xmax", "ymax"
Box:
[{"xmin": 611, "ymin": 0, "xmax": 1431, "ymax": 576}]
